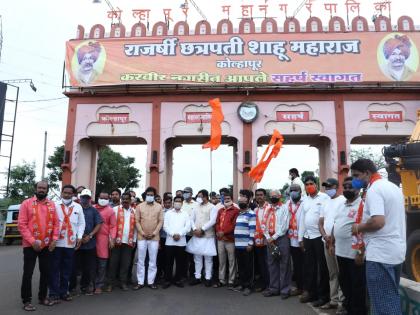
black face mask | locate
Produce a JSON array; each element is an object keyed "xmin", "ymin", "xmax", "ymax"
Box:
[
  {"xmin": 343, "ymin": 190, "xmax": 357, "ymax": 200},
  {"xmin": 270, "ymin": 197, "xmax": 280, "ymax": 204},
  {"xmin": 238, "ymin": 203, "xmax": 248, "ymax": 210},
  {"xmin": 35, "ymin": 192, "xmax": 47, "ymax": 200}
]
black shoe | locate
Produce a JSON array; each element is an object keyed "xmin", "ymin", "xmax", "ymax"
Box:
[
  {"xmin": 162, "ymin": 282, "xmax": 171, "ymax": 289},
  {"xmin": 312, "ymin": 299, "xmax": 329, "ymax": 308},
  {"xmin": 132, "ymin": 284, "xmax": 144, "ymax": 291},
  {"xmin": 263, "ymin": 291, "xmax": 280, "ymax": 297},
  {"xmin": 174, "ymin": 281, "xmax": 184, "ymax": 288},
  {"xmin": 189, "ymin": 279, "xmax": 201, "ymax": 286},
  {"xmin": 300, "ymin": 292, "xmax": 316, "ymax": 303},
  {"xmin": 148, "ymin": 284, "xmax": 158, "ymax": 290},
  {"xmin": 281, "ymin": 293, "xmax": 290, "ymax": 300},
  {"xmin": 204, "ymin": 280, "xmax": 212, "ymax": 287}
]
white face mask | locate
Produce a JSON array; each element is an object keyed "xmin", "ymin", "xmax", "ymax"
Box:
[
  {"xmin": 98, "ymin": 198, "xmax": 109, "ymax": 207},
  {"xmin": 174, "ymin": 202, "xmax": 182, "ymax": 210},
  {"xmin": 196, "ymin": 197, "xmax": 203, "ymax": 204},
  {"xmin": 288, "ymin": 175, "xmax": 293, "ymax": 180},
  {"xmin": 62, "ymin": 198, "xmax": 72, "ymax": 205},
  {"xmin": 146, "ymin": 195, "xmax": 154, "ymax": 203}
]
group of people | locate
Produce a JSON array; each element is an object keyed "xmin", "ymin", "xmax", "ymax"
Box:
[{"xmin": 17, "ymin": 158, "xmax": 406, "ymax": 315}]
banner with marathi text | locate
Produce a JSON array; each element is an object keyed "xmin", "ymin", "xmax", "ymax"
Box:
[{"xmin": 65, "ymin": 32, "xmax": 420, "ymax": 86}]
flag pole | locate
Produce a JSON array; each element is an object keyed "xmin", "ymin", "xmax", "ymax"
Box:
[{"xmin": 210, "ymin": 149, "xmax": 213, "ymax": 193}]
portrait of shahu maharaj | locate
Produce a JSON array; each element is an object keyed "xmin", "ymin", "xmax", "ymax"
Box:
[
  {"xmin": 76, "ymin": 41, "xmax": 102, "ymax": 85},
  {"xmin": 380, "ymin": 34, "xmax": 416, "ymax": 81}
]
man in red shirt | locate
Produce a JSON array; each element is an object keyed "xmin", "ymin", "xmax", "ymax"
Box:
[
  {"xmin": 18, "ymin": 181, "xmax": 60, "ymax": 311},
  {"xmin": 214, "ymin": 191, "xmax": 239, "ymax": 289}
]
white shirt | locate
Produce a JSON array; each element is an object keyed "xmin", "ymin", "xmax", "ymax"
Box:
[
  {"xmin": 298, "ymin": 192, "xmax": 329, "ymax": 241},
  {"xmin": 113, "ymin": 206, "xmax": 137, "ymax": 244},
  {"xmin": 190, "ymin": 202, "xmax": 218, "ymax": 232},
  {"xmin": 181, "ymin": 200, "xmax": 198, "ymax": 217},
  {"xmin": 55, "ymin": 201, "xmax": 85, "ymax": 248},
  {"xmin": 362, "ymin": 179, "xmax": 406, "ymax": 265},
  {"xmin": 164, "ymin": 209, "xmax": 191, "ymax": 246},
  {"xmin": 320, "ymin": 195, "xmax": 346, "ymax": 237},
  {"xmin": 334, "ymin": 197, "xmax": 362, "ymax": 259},
  {"xmin": 282, "ymin": 199, "xmax": 304, "ymax": 247},
  {"xmin": 271, "ymin": 204, "xmax": 290, "ymax": 240}
]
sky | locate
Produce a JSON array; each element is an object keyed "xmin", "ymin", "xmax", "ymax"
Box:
[{"xmin": 0, "ymin": 0, "xmax": 414, "ymax": 195}]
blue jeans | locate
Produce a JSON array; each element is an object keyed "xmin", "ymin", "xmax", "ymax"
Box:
[
  {"xmin": 49, "ymin": 247, "xmax": 75, "ymax": 298},
  {"xmin": 366, "ymin": 260, "xmax": 402, "ymax": 315}
]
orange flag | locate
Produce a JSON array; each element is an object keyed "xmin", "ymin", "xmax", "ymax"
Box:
[
  {"xmin": 248, "ymin": 129, "xmax": 284, "ymax": 183},
  {"xmin": 202, "ymin": 98, "xmax": 224, "ymax": 151}
]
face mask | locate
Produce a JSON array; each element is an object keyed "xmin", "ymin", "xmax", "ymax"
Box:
[
  {"xmin": 62, "ymin": 198, "xmax": 72, "ymax": 205},
  {"xmin": 224, "ymin": 201, "xmax": 233, "ymax": 207},
  {"xmin": 238, "ymin": 202, "xmax": 248, "ymax": 210},
  {"xmin": 325, "ymin": 189, "xmax": 337, "ymax": 198},
  {"xmin": 146, "ymin": 195, "xmax": 154, "ymax": 203},
  {"xmin": 72, "ymin": 196, "xmax": 78, "ymax": 201},
  {"xmin": 352, "ymin": 178, "xmax": 366, "ymax": 190},
  {"xmin": 305, "ymin": 185, "xmax": 317, "ymax": 195},
  {"xmin": 288, "ymin": 175, "xmax": 293, "ymax": 180},
  {"xmin": 174, "ymin": 202, "xmax": 182, "ymax": 210},
  {"xmin": 270, "ymin": 197, "xmax": 280, "ymax": 204},
  {"xmin": 183, "ymin": 192, "xmax": 191, "ymax": 200},
  {"xmin": 220, "ymin": 195, "xmax": 225, "ymax": 204},
  {"xmin": 36, "ymin": 192, "xmax": 47, "ymax": 200},
  {"xmin": 196, "ymin": 197, "xmax": 203, "ymax": 204},
  {"xmin": 343, "ymin": 190, "xmax": 357, "ymax": 200},
  {"xmin": 290, "ymin": 191, "xmax": 301, "ymax": 202},
  {"xmin": 98, "ymin": 198, "xmax": 109, "ymax": 207},
  {"xmin": 80, "ymin": 196, "xmax": 90, "ymax": 207}
]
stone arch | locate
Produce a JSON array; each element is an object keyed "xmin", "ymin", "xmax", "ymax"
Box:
[
  {"xmin": 217, "ymin": 19, "xmax": 233, "ymax": 34},
  {"xmin": 89, "ymin": 24, "xmax": 105, "ymax": 39},
  {"xmin": 152, "ymin": 22, "xmax": 168, "ymax": 36},
  {"xmin": 239, "ymin": 18, "xmax": 255, "ymax": 34},
  {"xmin": 374, "ymin": 16, "xmax": 392, "ymax": 32},
  {"xmin": 261, "ymin": 18, "xmax": 278, "ymax": 33},
  {"xmin": 110, "ymin": 24, "xmax": 125, "ymax": 38},
  {"xmin": 131, "ymin": 22, "xmax": 147, "ymax": 37},
  {"xmin": 398, "ymin": 16, "xmax": 414, "ymax": 31},
  {"xmin": 76, "ymin": 25, "xmax": 85, "ymax": 40},
  {"xmin": 174, "ymin": 21, "xmax": 190, "ymax": 36},
  {"xmin": 329, "ymin": 16, "xmax": 345, "ymax": 32},
  {"xmin": 284, "ymin": 17, "xmax": 300, "ymax": 33},
  {"xmin": 195, "ymin": 20, "xmax": 211, "ymax": 35},
  {"xmin": 306, "ymin": 17, "xmax": 322, "ymax": 33},
  {"xmin": 351, "ymin": 16, "xmax": 368, "ymax": 32}
]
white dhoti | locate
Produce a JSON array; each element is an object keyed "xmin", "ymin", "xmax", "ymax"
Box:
[{"xmin": 186, "ymin": 236, "xmax": 217, "ymax": 280}]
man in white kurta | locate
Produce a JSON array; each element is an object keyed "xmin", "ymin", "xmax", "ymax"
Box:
[{"xmin": 186, "ymin": 190, "xmax": 218, "ymax": 286}]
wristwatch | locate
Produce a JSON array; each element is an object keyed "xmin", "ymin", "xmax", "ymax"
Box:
[{"xmin": 88, "ymin": 233, "xmax": 93, "ymax": 239}]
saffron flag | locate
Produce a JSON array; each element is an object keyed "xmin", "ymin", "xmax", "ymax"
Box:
[
  {"xmin": 202, "ymin": 98, "xmax": 224, "ymax": 151},
  {"xmin": 248, "ymin": 129, "xmax": 284, "ymax": 183}
]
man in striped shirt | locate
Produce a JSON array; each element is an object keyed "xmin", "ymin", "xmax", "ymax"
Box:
[{"xmin": 233, "ymin": 190, "xmax": 256, "ymax": 296}]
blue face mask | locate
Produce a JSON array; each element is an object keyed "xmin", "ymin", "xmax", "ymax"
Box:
[
  {"xmin": 290, "ymin": 191, "xmax": 301, "ymax": 202},
  {"xmin": 220, "ymin": 195, "xmax": 225, "ymax": 204},
  {"xmin": 325, "ymin": 189, "xmax": 337, "ymax": 198},
  {"xmin": 352, "ymin": 178, "xmax": 366, "ymax": 190}
]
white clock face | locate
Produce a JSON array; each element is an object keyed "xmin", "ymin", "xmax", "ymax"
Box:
[{"xmin": 239, "ymin": 105, "xmax": 257, "ymax": 121}]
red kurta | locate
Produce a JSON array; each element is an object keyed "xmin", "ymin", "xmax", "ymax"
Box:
[{"xmin": 95, "ymin": 205, "xmax": 117, "ymax": 259}]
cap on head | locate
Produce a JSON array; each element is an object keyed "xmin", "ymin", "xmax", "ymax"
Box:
[
  {"xmin": 183, "ymin": 187, "xmax": 193, "ymax": 193},
  {"xmin": 321, "ymin": 178, "xmax": 339, "ymax": 188},
  {"xmin": 80, "ymin": 188, "xmax": 92, "ymax": 197}
]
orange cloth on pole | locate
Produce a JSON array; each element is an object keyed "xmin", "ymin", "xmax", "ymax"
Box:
[
  {"xmin": 202, "ymin": 98, "xmax": 224, "ymax": 151},
  {"xmin": 248, "ymin": 129, "xmax": 284, "ymax": 183}
]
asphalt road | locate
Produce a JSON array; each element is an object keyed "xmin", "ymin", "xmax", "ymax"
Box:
[{"xmin": 0, "ymin": 245, "xmax": 329, "ymax": 315}]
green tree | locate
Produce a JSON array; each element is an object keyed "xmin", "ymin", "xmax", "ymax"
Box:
[
  {"xmin": 350, "ymin": 147, "xmax": 386, "ymax": 170},
  {"xmin": 46, "ymin": 145, "xmax": 141, "ymax": 196},
  {"xmin": 46, "ymin": 144, "xmax": 64, "ymax": 191},
  {"xmin": 7, "ymin": 162, "xmax": 36, "ymax": 203}
]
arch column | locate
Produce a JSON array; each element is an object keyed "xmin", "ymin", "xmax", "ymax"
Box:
[{"xmin": 150, "ymin": 100, "xmax": 161, "ymax": 189}]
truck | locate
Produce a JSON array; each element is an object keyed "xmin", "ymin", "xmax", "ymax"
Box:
[
  {"xmin": 2, "ymin": 204, "xmax": 21, "ymax": 245},
  {"xmin": 383, "ymin": 109, "xmax": 420, "ymax": 281}
]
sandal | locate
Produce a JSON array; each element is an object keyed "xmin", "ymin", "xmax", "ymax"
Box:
[
  {"xmin": 23, "ymin": 303, "xmax": 36, "ymax": 311},
  {"xmin": 213, "ymin": 281, "xmax": 224, "ymax": 288},
  {"xmin": 38, "ymin": 298, "xmax": 57, "ymax": 306},
  {"xmin": 61, "ymin": 294, "xmax": 73, "ymax": 302}
]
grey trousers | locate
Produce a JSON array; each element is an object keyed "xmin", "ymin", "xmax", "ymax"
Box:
[
  {"xmin": 267, "ymin": 235, "xmax": 292, "ymax": 295},
  {"xmin": 217, "ymin": 240, "xmax": 236, "ymax": 285},
  {"xmin": 324, "ymin": 242, "xmax": 344, "ymax": 304}
]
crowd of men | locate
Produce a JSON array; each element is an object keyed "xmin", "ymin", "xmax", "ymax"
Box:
[{"xmin": 17, "ymin": 158, "xmax": 406, "ymax": 315}]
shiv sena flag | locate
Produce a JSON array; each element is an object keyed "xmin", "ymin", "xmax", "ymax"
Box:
[
  {"xmin": 202, "ymin": 98, "xmax": 224, "ymax": 151},
  {"xmin": 248, "ymin": 129, "xmax": 284, "ymax": 183}
]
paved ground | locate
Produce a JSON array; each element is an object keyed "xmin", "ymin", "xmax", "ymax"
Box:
[{"xmin": 0, "ymin": 245, "xmax": 332, "ymax": 315}]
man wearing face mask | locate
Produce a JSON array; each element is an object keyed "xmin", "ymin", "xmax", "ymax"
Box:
[
  {"xmin": 289, "ymin": 168, "xmax": 306, "ymax": 197},
  {"xmin": 93, "ymin": 191, "xmax": 116, "ymax": 294},
  {"xmin": 318, "ymin": 178, "xmax": 345, "ymax": 311},
  {"xmin": 350, "ymin": 159, "xmax": 405, "ymax": 315},
  {"xmin": 134, "ymin": 186, "xmax": 163, "ymax": 290},
  {"xmin": 214, "ymin": 191, "xmax": 240, "ymax": 288},
  {"xmin": 285, "ymin": 184, "xmax": 305, "ymax": 297},
  {"xmin": 186, "ymin": 189, "xmax": 218, "ymax": 287},
  {"xmin": 181, "ymin": 187, "xmax": 197, "ymax": 280},
  {"xmin": 49, "ymin": 185, "xmax": 85, "ymax": 303},
  {"xmin": 18, "ymin": 181, "xmax": 60, "ymax": 311},
  {"xmin": 331, "ymin": 177, "xmax": 366, "ymax": 315},
  {"xmin": 298, "ymin": 176, "xmax": 330, "ymax": 307},
  {"xmin": 107, "ymin": 193, "xmax": 137, "ymax": 292},
  {"xmin": 163, "ymin": 196, "xmax": 191, "ymax": 289},
  {"xmin": 264, "ymin": 190, "xmax": 291, "ymax": 299},
  {"xmin": 69, "ymin": 189, "xmax": 102, "ymax": 296}
]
